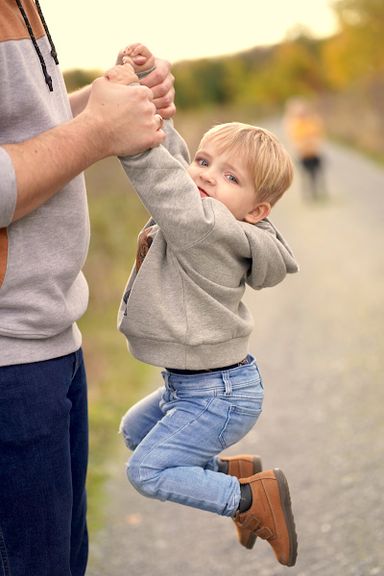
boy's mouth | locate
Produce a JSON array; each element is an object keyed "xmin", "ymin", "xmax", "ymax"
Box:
[{"xmin": 198, "ymin": 187, "xmax": 209, "ymax": 198}]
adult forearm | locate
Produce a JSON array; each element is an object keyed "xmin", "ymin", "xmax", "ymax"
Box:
[
  {"xmin": 4, "ymin": 114, "xmax": 104, "ymax": 222},
  {"xmin": 4, "ymin": 77, "xmax": 165, "ymax": 223}
]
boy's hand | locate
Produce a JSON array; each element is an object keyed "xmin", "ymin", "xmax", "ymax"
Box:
[{"xmin": 116, "ymin": 43, "xmax": 156, "ymax": 75}]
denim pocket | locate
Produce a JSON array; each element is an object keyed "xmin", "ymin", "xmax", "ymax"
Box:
[
  {"xmin": 0, "ymin": 525, "xmax": 11, "ymax": 576},
  {"xmin": 220, "ymin": 376, "xmax": 264, "ymax": 411},
  {"xmin": 216, "ymin": 373, "xmax": 264, "ymax": 448},
  {"xmin": 219, "ymin": 401, "xmax": 261, "ymax": 449}
]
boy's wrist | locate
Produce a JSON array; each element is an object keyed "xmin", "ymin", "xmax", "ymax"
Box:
[{"xmin": 121, "ymin": 54, "xmax": 156, "ymax": 79}]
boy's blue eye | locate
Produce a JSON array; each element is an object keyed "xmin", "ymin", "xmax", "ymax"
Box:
[
  {"xmin": 197, "ymin": 158, "xmax": 208, "ymax": 167},
  {"xmin": 226, "ymin": 174, "xmax": 239, "ymax": 184}
]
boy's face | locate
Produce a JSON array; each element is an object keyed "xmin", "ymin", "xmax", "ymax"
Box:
[{"xmin": 188, "ymin": 139, "xmax": 270, "ymax": 224}]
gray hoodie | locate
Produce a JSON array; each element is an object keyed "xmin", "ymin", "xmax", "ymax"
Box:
[
  {"xmin": 119, "ymin": 121, "xmax": 298, "ymax": 370},
  {"xmin": 0, "ymin": 1, "xmax": 89, "ymax": 366}
]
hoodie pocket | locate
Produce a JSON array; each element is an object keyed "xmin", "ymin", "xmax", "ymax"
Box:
[{"xmin": 0, "ymin": 228, "xmax": 9, "ymax": 289}]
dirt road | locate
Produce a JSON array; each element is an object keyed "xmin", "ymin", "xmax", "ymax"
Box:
[{"xmin": 87, "ymin": 132, "xmax": 384, "ymax": 576}]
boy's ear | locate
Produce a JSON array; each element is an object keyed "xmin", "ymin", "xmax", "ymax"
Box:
[{"xmin": 244, "ymin": 202, "xmax": 271, "ymax": 224}]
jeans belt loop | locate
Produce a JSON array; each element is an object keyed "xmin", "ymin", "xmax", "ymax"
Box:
[
  {"xmin": 222, "ymin": 372, "xmax": 232, "ymax": 396},
  {"xmin": 162, "ymin": 371, "xmax": 170, "ymax": 387}
]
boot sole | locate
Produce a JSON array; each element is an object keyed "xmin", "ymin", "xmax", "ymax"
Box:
[{"xmin": 273, "ymin": 468, "xmax": 298, "ymax": 566}]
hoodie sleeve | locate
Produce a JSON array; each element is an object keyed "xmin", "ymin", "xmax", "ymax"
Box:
[
  {"xmin": 119, "ymin": 121, "xmax": 216, "ymax": 250},
  {"xmin": 243, "ymin": 218, "xmax": 299, "ymax": 289},
  {"xmin": 0, "ymin": 147, "xmax": 17, "ymax": 227},
  {"xmin": 161, "ymin": 120, "xmax": 190, "ymax": 167}
]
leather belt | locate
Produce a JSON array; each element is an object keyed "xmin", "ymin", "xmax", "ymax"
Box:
[{"xmin": 166, "ymin": 357, "xmax": 249, "ymax": 375}]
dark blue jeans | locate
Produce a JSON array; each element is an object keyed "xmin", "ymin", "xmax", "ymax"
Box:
[{"xmin": 0, "ymin": 349, "xmax": 88, "ymax": 576}]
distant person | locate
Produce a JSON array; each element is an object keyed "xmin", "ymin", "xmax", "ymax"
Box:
[
  {"xmin": 284, "ymin": 98, "xmax": 327, "ymax": 201},
  {"xmin": 0, "ymin": 4, "xmax": 175, "ymax": 575},
  {"xmin": 108, "ymin": 44, "xmax": 299, "ymax": 567}
]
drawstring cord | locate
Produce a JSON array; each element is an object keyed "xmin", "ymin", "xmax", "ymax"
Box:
[
  {"xmin": 34, "ymin": 0, "xmax": 59, "ymax": 65},
  {"xmin": 15, "ymin": 0, "xmax": 59, "ymax": 92}
]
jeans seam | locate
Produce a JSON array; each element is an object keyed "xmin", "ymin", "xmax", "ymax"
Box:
[
  {"xmin": 0, "ymin": 526, "xmax": 11, "ymax": 576},
  {"xmin": 218, "ymin": 404, "xmax": 233, "ymax": 449},
  {"xmin": 137, "ymin": 397, "xmax": 216, "ymax": 483}
]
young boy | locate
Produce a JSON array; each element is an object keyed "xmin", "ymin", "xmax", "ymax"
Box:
[{"xmin": 106, "ymin": 45, "xmax": 299, "ymax": 567}]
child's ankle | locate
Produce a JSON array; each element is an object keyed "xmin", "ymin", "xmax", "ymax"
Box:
[{"xmin": 238, "ymin": 483, "xmax": 252, "ymax": 513}]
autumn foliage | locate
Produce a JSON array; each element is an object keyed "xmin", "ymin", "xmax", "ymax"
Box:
[
  {"xmin": 172, "ymin": 0, "xmax": 384, "ymax": 111},
  {"xmin": 64, "ymin": 0, "xmax": 384, "ymax": 155}
]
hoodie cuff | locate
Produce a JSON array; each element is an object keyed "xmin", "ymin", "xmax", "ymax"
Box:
[
  {"xmin": 0, "ymin": 147, "xmax": 17, "ymax": 227},
  {"xmin": 136, "ymin": 66, "xmax": 156, "ymax": 79}
]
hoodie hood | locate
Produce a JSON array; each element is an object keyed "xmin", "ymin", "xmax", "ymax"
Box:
[{"xmin": 241, "ymin": 218, "xmax": 299, "ymax": 290}]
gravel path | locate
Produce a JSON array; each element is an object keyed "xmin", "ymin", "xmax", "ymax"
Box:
[{"xmin": 87, "ymin": 133, "xmax": 384, "ymax": 576}]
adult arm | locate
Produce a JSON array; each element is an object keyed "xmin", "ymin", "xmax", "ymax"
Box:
[{"xmin": 1, "ymin": 76, "xmax": 164, "ymax": 224}]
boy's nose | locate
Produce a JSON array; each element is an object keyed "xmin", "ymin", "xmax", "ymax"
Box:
[{"xmin": 200, "ymin": 170, "xmax": 215, "ymax": 184}]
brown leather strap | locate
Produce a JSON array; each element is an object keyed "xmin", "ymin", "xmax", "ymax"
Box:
[{"xmin": 0, "ymin": 228, "xmax": 8, "ymax": 288}]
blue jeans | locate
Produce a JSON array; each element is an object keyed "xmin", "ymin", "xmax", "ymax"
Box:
[
  {"xmin": 120, "ymin": 355, "xmax": 263, "ymax": 517},
  {"xmin": 0, "ymin": 350, "xmax": 88, "ymax": 576}
]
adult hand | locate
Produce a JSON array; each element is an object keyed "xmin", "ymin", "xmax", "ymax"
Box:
[
  {"xmin": 141, "ymin": 58, "xmax": 176, "ymax": 120},
  {"xmin": 82, "ymin": 74, "xmax": 165, "ymax": 157},
  {"xmin": 116, "ymin": 47, "xmax": 176, "ymax": 120},
  {"xmin": 6, "ymin": 65, "xmax": 164, "ymax": 222}
]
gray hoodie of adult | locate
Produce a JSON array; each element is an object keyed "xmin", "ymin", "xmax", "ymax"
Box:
[
  {"xmin": 0, "ymin": 1, "xmax": 89, "ymax": 366},
  {"xmin": 118, "ymin": 121, "xmax": 298, "ymax": 370}
]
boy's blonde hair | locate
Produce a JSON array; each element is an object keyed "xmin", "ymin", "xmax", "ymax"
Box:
[{"xmin": 199, "ymin": 122, "xmax": 294, "ymax": 206}]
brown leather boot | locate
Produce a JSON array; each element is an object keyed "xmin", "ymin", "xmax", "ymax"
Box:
[
  {"xmin": 220, "ymin": 454, "xmax": 262, "ymax": 550},
  {"xmin": 234, "ymin": 469, "xmax": 298, "ymax": 566},
  {"xmin": 220, "ymin": 454, "xmax": 262, "ymax": 479}
]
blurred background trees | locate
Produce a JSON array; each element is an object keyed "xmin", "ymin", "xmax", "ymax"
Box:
[
  {"xmin": 65, "ymin": 0, "xmax": 384, "ymax": 158},
  {"xmin": 169, "ymin": 0, "xmax": 384, "ymax": 110}
]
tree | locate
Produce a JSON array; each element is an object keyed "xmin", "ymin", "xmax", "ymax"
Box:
[{"xmin": 332, "ymin": 0, "xmax": 384, "ymax": 74}]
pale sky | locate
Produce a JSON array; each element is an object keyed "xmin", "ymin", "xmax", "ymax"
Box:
[{"xmin": 43, "ymin": 0, "xmax": 339, "ymax": 72}]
